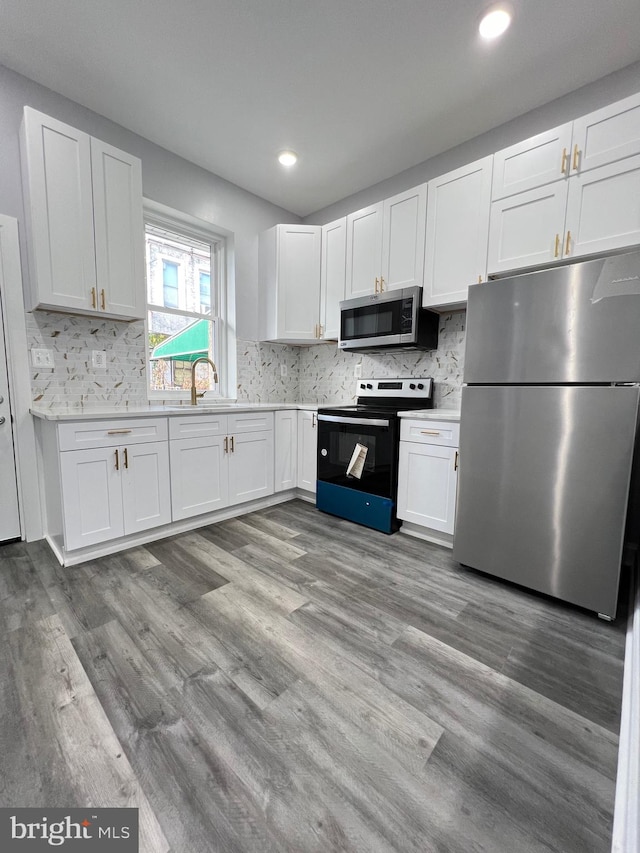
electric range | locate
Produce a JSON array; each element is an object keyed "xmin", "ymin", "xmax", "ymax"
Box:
[{"xmin": 316, "ymin": 377, "xmax": 434, "ymax": 533}]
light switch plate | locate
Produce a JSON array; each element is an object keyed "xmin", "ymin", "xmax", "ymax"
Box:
[
  {"xmin": 280, "ymin": 363, "xmax": 288, "ymax": 378},
  {"xmin": 31, "ymin": 348, "xmax": 54, "ymax": 368},
  {"xmin": 92, "ymin": 350, "xmax": 107, "ymax": 368},
  {"xmin": 354, "ymin": 361, "xmax": 362, "ymax": 379}
]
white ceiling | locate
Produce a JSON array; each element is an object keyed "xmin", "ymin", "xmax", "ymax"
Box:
[{"xmin": 1, "ymin": 1, "xmax": 640, "ymax": 216}]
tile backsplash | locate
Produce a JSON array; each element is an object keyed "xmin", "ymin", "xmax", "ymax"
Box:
[
  {"xmin": 25, "ymin": 309, "xmax": 465, "ymax": 409},
  {"xmin": 298, "ymin": 310, "xmax": 466, "ymax": 407}
]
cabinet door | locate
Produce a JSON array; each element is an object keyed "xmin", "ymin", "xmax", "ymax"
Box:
[
  {"xmin": 345, "ymin": 202, "xmax": 383, "ymax": 298},
  {"xmin": 22, "ymin": 107, "xmax": 97, "ymax": 313},
  {"xmin": 91, "ymin": 138, "xmax": 145, "ymax": 320},
  {"xmin": 228, "ymin": 429, "xmax": 274, "ymax": 505},
  {"xmin": 276, "ymin": 225, "xmax": 321, "ymax": 342},
  {"xmin": 424, "ymin": 157, "xmax": 492, "ymax": 308},
  {"xmin": 397, "ymin": 441, "xmax": 458, "ymax": 534},
  {"xmin": 170, "ymin": 434, "xmax": 228, "ymax": 520},
  {"xmin": 572, "ymin": 92, "xmax": 640, "ymax": 174},
  {"xmin": 297, "ymin": 411, "xmax": 317, "ymax": 493},
  {"xmin": 122, "ymin": 440, "xmax": 171, "ymax": 534},
  {"xmin": 487, "ymin": 182, "xmax": 568, "ymax": 275},
  {"xmin": 60, "ymin": 446, "xmax": 124, "ymax": 550},
  {"xmin": 491, "ymin": 123, "xmax": 573, "ymax": 200},
  {"xmin": 564, "ymin": 154, "xmax": 640, "ymax": 259},
  {"xmin": 320, "ymin": 217, "xmax": 346, "ymax": 339},
  {"xmin": 381, "ymin": 184, "xmax": 427, "ymax": 291},
  {"xmin": 274, "ymin": 410, "xmax": 298, "ymax": 492}
]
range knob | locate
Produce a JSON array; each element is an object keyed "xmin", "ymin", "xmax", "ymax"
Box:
[
  {"xmin": 417, "ymin": 383, "xmax": 424, "ymax": 390},
  {"xmin": 366, "ymin": 383, "xmax": 373, "ymax": 389},
  {"xmin": 360, "ymin": 383, "xmax": 366, "ymax": 389},
  {"xmin": 409, "ymin": 383, "xmax": 416, "ymax": 390}
]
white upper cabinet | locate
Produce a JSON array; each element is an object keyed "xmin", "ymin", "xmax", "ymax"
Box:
[
  {"xmin": 21, "ymin": 107, "xmax": 144, "ymax": 320},
  {"xmin": 90, "ymin": 138, "xmax": 145, "ymax": 319},
  {"xmin": 320, "ymin": 217, "xmax": 346, "ymax": 340},
  {"xmin": 345, "ymin": 202, "xmax": 384, "ymax": 298},
  {"xmin": 423, "ymin": 157, "xmax": 492, "ymax": 308},
  {"xmin": 346, "ymin": 186, "xmax": 427, "ymax": 299},
  {"xmin": 564, "ymin": 154, "xmax": 640, "ymax": 258},
  {"xmin": 488, "ymin": 92, "xmax": 640, "ymax": 275},
  {"xmin": 488, "ymin": 183, "xmax": 569, "ymax": 274},
  {"xmin": 492, "ymin": 123, "xmax": 573, "ymax": 200},
  {"xmin": 260, "ymin": 224, "xmax": 322, "ymax": 343},
  {"xmin": 382, "ymin": 184, "xmax": 427, "ymax": 292},
  {"xmin": 572, "ymin": 92, "xmax": 640, "ymax": 174}
]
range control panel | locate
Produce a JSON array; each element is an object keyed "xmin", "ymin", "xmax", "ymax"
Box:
[{"xmin": 355, "ymin": 377, "xmax": 434, "ymax": 399}]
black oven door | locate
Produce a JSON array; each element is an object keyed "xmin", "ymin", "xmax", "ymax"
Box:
[{"xmin": 316, "ymin": 413, "xmax": 398, "ymax": 498}]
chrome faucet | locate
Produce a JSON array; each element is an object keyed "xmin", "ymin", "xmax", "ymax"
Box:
[{"xmin": 190, "ymin": 357, "xmax": 218, "ymax": 405}]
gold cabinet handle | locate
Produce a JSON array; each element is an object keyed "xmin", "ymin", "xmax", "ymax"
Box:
[
  {"xmin": 90, "ymin": 287, "xmax": 97, "ymax": 309},
  {"xmin": 565, "ymin": 230, "xmax": 571, "ymax": 255},
  {"xmin": 379, "ymin": 276, "xmax": 385, "ymax": 291},
  {"xmin": 123, "ymin": 447, "xmax": 128, "ymax": 469},
  {"xmin": 561, "ymin": 147, "xmax": 568, "ymax": 174},
  {"xmin": 374, "ymin": 277, "xmax": 379, "ymax": 293},
  {"xmin": 318, "ymin": 324, "xmax": 323, "ymax": 337},
  {"xmin": 421, "ymin": 430, "xmax": 441, "ymax": 436},
  {"xmin": 107, "ymin": 429, "xmax": 133, "ymax": 435},
  {"xmin": 224, "ymin": 436, "xmax": 228, "ymax": 454},
  {"xmin": 100, "ymin": 288, "xmax": 106, "ymax": 310},
  {"xmin": 572, "ymin": 144, "xmax": 580, "ymax": 171},
  {"xmin": 115, "ymin": 449, "xmax": 119, "ymax": 471},
  {"xmin": 312, "ymin": 412, "xmax": 317, "ymax": 428},
  {"xmin": 454, "ymin": 450, "xmax": 459, "ymax": 472},
  {"xmin": 554, "ymin": 233, "xmax": 560, "ymax": 258},
  {"xmin": 230, "ymin": 435, "xmax": 235, "ymax": 453},
  {"xmin": 478, "ymin": 275, "xmax": 482, "ymax": 284}
]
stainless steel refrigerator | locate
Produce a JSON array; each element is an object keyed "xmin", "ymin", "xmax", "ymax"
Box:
[{"xmin": 453, "ymin": 251, "xmax": 640, "ymax": 619}]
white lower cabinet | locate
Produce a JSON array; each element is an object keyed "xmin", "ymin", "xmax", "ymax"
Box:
[
  {"xmin": 169, "ymin": 412, "xmax": 274, "ymax": 520},
  {"xmin": 274, "ymin": 410, "xmax": 298, "ymax": 492},
  {"xmin": 59, "ymin": 421, "xmax": 171, "ymax": 551},
  {"xmin": 397, "ymin": 419, "xmax": 459, "ymax": 541},
  {"xmin": 297, "ymin": 410, "xmax": 317, "ymax": 493}
]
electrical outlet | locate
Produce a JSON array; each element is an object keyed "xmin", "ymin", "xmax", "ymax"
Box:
[
  {"xmin": 280, "ymin": 363, "xmax": 288, "ymax": 378},
  {"xmin": 31, "ymin": 348, "xmax": 54, "ymax": 368},
  {"xmin": 354, "ymin": 361, "xmax": 362, "ymax": 379},
  {"xmin": 92, "ymin": 350, "xmax": 107, "ymax": 368}
]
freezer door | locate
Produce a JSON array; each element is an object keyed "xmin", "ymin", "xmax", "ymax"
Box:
[
  {"xmin": 453, "ymin": 385, "xmax": 639, "ymax": 617},
  {"xmin": 465, "ymin": 252, "xmax": 640, "ymax": 384}
]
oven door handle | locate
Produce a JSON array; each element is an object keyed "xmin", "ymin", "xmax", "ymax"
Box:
[{"xmin": 317, "ymin": 414, "xmax": 391, "ymax": 428}]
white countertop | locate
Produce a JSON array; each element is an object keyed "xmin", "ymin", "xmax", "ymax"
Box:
[
  {"xmin": 30, "ymin": 402, "xmax": 319, "ymax": 422},
  {"xmin": 399, "ymin": 408, "xmax": 461, "ymax": 422}
]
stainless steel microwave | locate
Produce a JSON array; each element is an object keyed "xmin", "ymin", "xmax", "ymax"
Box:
[{"xmin": 338, "ymin": 286, "xmax": 439, "ymax": 352}]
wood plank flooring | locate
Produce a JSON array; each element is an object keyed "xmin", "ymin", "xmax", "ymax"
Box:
[{"xmin": 0, "ymin": 500, "xmax": 627, "ymax": 852}]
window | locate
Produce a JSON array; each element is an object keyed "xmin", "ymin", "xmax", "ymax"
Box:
[
  {"xmin": 144, "ymin": 201, "xmax": 235, "ymax": 400},
  {"xmin": 162, "ymin": 261, "xmax": 179, "ymax": 308},
  {"xmin": 199, "ymin": 271, "xmax": 211, "ymax": 313}
]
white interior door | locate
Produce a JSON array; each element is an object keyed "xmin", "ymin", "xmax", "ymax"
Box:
[{"xmin": 0, "ymin": 290, "xmax": 20, "ymax": 541}]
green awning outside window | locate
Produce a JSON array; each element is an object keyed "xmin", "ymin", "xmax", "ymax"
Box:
[{"xmin": 150, "ymin": 318, "xmax": 210, "ymax": 362}]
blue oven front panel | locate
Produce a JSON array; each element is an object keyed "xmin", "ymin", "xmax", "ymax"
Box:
[{"xmin": 316, "ymin": 480, "xmax": 398, "ymax": 534}]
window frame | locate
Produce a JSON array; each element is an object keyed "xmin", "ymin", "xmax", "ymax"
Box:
[{"xmin": 143, "ymin": 199, "xmax": 236, "ymax": 403}]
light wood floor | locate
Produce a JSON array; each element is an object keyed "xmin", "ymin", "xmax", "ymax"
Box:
[{"xmin": 0, "ymin": 500, "xmax": 627, "ymax": 852}]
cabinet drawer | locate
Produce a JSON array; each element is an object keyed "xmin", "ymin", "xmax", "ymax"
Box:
[
  {"xmin": 169, "ymin": 414, "xmax": 228, "ymax": 440},
  {"xmin": 400, "ymin": 419, "xmax": 459, "ymax": 447},
  {"xmin": 228, "ymin": 411, "xmax": 274, "ymax": 434},
  {"xmin": 58, "ymin": 417, "xmax": 168, "ymax": 451}
]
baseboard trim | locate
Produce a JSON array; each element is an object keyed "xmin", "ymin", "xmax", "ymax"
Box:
[
  {"xmin": 612, "ymin": 555, "xmax": 640, "ymax": 852},
  {"xmin": 399, "ymin": 522, "xmax": 453, "ymax": 549},
  {"xmin": 54, "ymin": 490, "xmax": 300, "ymax": 567}
]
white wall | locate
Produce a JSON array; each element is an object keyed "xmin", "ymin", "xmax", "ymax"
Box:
[
  {"xmin": 0, "ymin": 63, "xmax": 300, "ymax": 341},
  {"xmin": 304, "ymin": 60, "xmax": 640, "ymax": 225}
]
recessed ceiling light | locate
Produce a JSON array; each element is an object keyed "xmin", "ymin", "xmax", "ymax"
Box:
[
  {"xmin": 278, "ymin": 150, "xmax": 298, "ymax": 167},
  {"xmin": 479, "ymin": 4, "xmax": 512, "ymax": 40}
]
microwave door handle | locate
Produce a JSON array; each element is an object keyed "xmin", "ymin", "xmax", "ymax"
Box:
[{"xmin": 317, "ymin": 414, "xmax": 391, "ymax": 428}]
